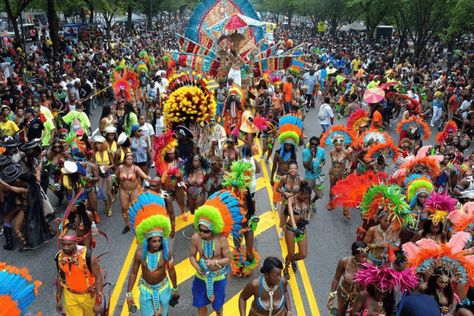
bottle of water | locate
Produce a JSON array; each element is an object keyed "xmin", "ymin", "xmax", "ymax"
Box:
[
  {"xmin": 198, "ymin": 258, "xmax": 209, "ymax": 275},
  {"xmin": 91, "ymin": 222, "xmax": 98, "ymax": 236}
]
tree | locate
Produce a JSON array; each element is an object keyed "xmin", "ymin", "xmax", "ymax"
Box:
[
  {"xmin": 95, "ymin": 0, "xmax": 126, "ymax": 40},
  {"xmin": 46, "ymin": 0, "xmax": 60, "ymax": 53},
  {"xmin": 3, "ymin": 0, "xmax": 35, "ymax": 40},
  {"xmin": 349, "ymin": 0, "xmax": 389, "ymax": 43},
  {"xmin": 446, "ymin": 0, "xmax": 474, "ymax": 42}
]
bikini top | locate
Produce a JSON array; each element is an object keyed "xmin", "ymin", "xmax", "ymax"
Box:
[
  {"xmin": 120, "ymin": 166, "xmax": 137, "ymax": 182},
  {"xmin": 255, "ymin": 274, "xmax": 285, "ymax": 312},
  {"xmin": 95, "ymin": 151, "xmax": 110, "ymax": 166}
]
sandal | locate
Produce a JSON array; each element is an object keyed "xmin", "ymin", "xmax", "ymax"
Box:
[
  {"xmin": 283, "ymin": 267, "xmax": 290, "ymax": 280},
  {"xmin": 17, "ymin": 232, "xmax": 29, "ymax": 252},
  {"xmin": 291, "ymin": 260, "xmax": 298, "ymax": 273}
]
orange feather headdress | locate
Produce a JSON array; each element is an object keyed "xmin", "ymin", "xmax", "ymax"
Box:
[
  {"xmin": 436, "ymin": 120, "xmax": 458, "ymax": 144},
  {"xmin": 447, "ymin": 202, "xmax": 474, "ymax": 233},
  {"xmin": 396, "ymin": 116, "xmax": 431, "ymax": 140},
  {"xmin": 320, "ymin": 125, "xmax": 357, "ymax": 147}
]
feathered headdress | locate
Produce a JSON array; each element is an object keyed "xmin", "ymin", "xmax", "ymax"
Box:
[
  {"xmin": 396, "ymin": 116, "xmax": 431, "ymax": 140},
  {"xmin": 112, "ymin": 71, "xmax": 131, "ymax": 101},
  {"xmin": 164, "ymin": 72, "xmax": 216, "ymax": 128},
  {"xmin": 405, "ymin": 174, "xmax": 433, "ymax": 209},
  {"xmin": 423, "ymin": 191, "xmax": 458, "ymax": 225},
  {"xmin": 447, "ymin": 202, "xmax": 474, "ymax": 233},
  {"xmin": 64, "ymin": 131, "xmax": 86, "ymax": 155},
  {"xmin": 320, "ymin": 125, "xmax": 357, "ymax": 147},
  {"xmin": 331, "ymin": 171, "xmax": 388, "ymax": 209},
  {"xmin": 222, "ymin": 160, "xmax": 253, "ymax": 203},
  {"xmin": 153, "ymin": 131, "xmax": 178, "ymax": 176},
  {"xmin": 347, "ymin": 108, "xmax": 370, "ymax": 134},
  {"xmin": 360, "ymin": 184, "xmax": 415, "ymax": 231},
  {"xmin": 123, "ymin": 68, "xmax": 139, "ymax": 94},
  {"xmin": 129, "ymin": 192, "xmax": 171, "ymax": 261},
  {"xmin": 403, "ymin": 232, "xmax": 474, "ymax": 285},
  {"xmin": 0, "ymin": 262, "xmax": 42, "ymax": 316},
  {"xmin": 436, "ymin": 120, "xmax": 458, "ymax": 144},
  {"xmin": 364, "ymin": 141, "xmax": 399, "ymax": 162},
  {"xmin": 392, "ymin": 146, "xmax": 443, "ymax": 185},
  {"xmin": 354, "ymin": 262, "xmax": 419, "ymax": 293},
  {"xmin": 137, "ymin": 61, "xmax": 148, "ymax": 74},
  {"xmin": 278, "ymin": 114, "xmax": 303, "ymax": 147}
]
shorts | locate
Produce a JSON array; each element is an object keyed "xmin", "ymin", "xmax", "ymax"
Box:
[
  {"xmin": 139, "ymin": 278, "xmax": 171, "ymax": 316},
  {"xmin": 306, "ymin": 177, "xmax": 324, "ymax": 199},
  {"xmin": 192, "ymin": 277, "xmax": 227, "ymax": 311},
  {"xmin": 216, "ymin": 102, "xmax": 224, "ymax": 116}
]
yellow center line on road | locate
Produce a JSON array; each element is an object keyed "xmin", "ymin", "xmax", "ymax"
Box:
[
  {"xmin": 119, "ymin": 210, "xmax": 277, "ymax": 314},
  {"xmin": 257, "ymin": 139, "xmax": 321, "ymax": 316}
]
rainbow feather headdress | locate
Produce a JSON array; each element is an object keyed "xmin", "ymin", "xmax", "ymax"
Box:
[
  {"xmin": 436, "ymin": 120, "xmax": 458, "ymax": 144},
  {"xmin": 402, "ymin": 231, "xmax": 474, "ymax": 286},
  {"xmin": 164, "ymin": 72, "xmax": 216, "ymax": 128},
  {"xmin": 347, "ymin": 108, "xmax": 369, "ymax": 134},
  {"xmin": 360, "ymin": 184, "xmax": 415, "ymax": 231},
  {"xmin": 278, "ymin": 114, "xmax": 303, "ymax": 147},
  {"xmin": 320, "ymin": 125, "xmax": 357, "ymax": 147},
  {"xmin": 396, "ymin": 116, "xmax": 431, "ymax": 140},
  {"xmin": 129, "ymin": 192, "xmax": 171, "ymax": 261},
  {"xmin": 447, "ymin": 202, "xmax": 474, "ymax": 233},
  {"xmin": 0, "ymin": 262, "xmax": 42, "ymax": 316},
  {"xmin": 423, "ymin": 191, "xmax": 458, "ymax": 225},
  {"xmin": 354, "ymin": 262, "xmax": 419, "ymax": 293},
  {"xmin": 153, "ymin": 131, "xmax": 178, "ymax": 177},
  {"xmin": 331, "ymin": 171, "xmax": 388, "ymax": 209},
  {"xmin": 405, "ymin": 174, "xmax": 433, "ymax": 209}
]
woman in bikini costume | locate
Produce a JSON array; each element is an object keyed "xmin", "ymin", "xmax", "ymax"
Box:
[
  {"xmin": 184, "ymin": 154, "xmax": 208, "ymax": 216},
  {"xmin": 222, "ymin": 137, "xmax": 240, "ymax": 171},
  {"xmin": 328, "ymin": 137, "xmax": 352, "ymax": 218},
  {"xmin": 327, "ymin": 241, "xmax": 368, "ymax": 316},
  {"xmin": 47, "ymin": 141, "xmax": 70, "ymax": 205},
  {"xmin": 282, "ymin": 181, "xmax": 312, "ymax": 280},
  {"xmin": 276, "ymin": 161, "xmax": 303, "ymax": 238},
  {"xmin": 363, "ymin": 211, "xmax": 400, "ymax": 267},
  {"xmin": 92, "ymin": 135, "xmax": 115, "ymax": 217},
  {"xmin": 413, "ymin": 219, "xmax": 446, "ymax": 243},
  {"xmin": 206, "ymin": 156, "xmax": 224, "ymax": 196},
  {"xmin": 239, "ymin": 257, "xmax": 291, "ymax": 316},
  {"xmin": 115, "ymin": 152, "xmax": 152, "ymax": 234}
]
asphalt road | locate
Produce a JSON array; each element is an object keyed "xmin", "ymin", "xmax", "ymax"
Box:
[{"xmin": 0, "ymin": 102, "xmax": 442, "ymax": 316}]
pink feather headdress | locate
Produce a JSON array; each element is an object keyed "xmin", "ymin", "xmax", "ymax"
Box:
[
  {"xmin": 423, "ymin": 191, "xmax": 458, "ymax": 224},
  {"xmin": 354, "ymin": 262, "xmax": 419, "ymax": 293},
  {"xmin": 447, "ymin": 202, "xmax": 474, "ymax": 233}
]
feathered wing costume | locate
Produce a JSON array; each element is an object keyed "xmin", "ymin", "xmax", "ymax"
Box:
[
  {"xmin": 423, "ymin": 191, "xmax": 458, "ymax": 225},
  {"xmin": 396, "ymin": 116, "xmax": 431, "ymax": 140},
  {"xmin": 447, "ymin": 202, "xmax": 474, "ymax": 233},
  {"xmin": 320, "ymin": 125, "xmax": 357, "ymax": 148},
  {"xmin": 403, "ymin": 231, "xmax": 474, "ymax": 286},
  {"xmin": 354, "ymin": 262, "xmax": 419, "ymax": 293},
  {"xmin": 392, "ymin": 146, "xmax": 444, "ymax": 185},
  {"xmin": 331, "ymin": 171, "xmax": 388, "ymax": 209},
  {"xmin": 0, "ymin": 262, "xmax": 42, "ymax": 316},
  {"xmin": 360, "ymin": 184, "xmax": 415, "ymax": 232}
]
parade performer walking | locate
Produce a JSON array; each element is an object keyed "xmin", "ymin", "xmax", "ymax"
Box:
[
  {"xmin": 126, "ymin": 191, "xmax": 179, "ymax": 315},
  {"xmin": 55, "ymin": 230, "xmax": 104, "ymax": 316}
]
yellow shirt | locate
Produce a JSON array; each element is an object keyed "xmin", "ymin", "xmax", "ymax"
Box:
[{"xmin": 0, "ymin": 120, "xmax": 19, "ymax": 136}]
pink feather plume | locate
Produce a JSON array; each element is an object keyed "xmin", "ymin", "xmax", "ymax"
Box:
[
  {"xmin": 424, "ymin": 191, "xmax": 458, "ymax": 213},
  {"xmin": 354, "ymin": 263, "xmax": 419, "ymax": 292}
]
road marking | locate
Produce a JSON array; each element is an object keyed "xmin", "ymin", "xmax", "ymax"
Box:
[
  {"xmin": 209, "ymin": 290, "xmax": 251, "ymax": 316},
  {"xmin": 119, "ymin": 210, "xmax": 276, "ymax": 314},
  {"xmin": 258, "ymin": 138, "xmax": 320, "ymax": 315}
]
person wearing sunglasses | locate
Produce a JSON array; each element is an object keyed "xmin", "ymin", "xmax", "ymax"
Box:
[
  {"xmin": 327, "ymin": 241, "xmax": 368, "ymax": 316},
  {"xmin": 189, "ymin": 211, "xmax": 231, "ymax": 316}
]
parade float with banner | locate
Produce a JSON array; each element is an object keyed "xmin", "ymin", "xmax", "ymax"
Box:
[{"xmin": 168, "ymin": 0, "xmax": 306, "ymax": 85}]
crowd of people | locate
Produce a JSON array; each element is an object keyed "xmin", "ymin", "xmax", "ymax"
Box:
[{"xmin": 0, "ymin": 13, "xmax": 472, "ymax": 316}]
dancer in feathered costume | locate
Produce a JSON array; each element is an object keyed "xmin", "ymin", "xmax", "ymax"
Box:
[
  {"xmin": 403, "ymin": 231, "xmax": 474, "ymax": 286},
  {"xmin": 436, "ymin": 120, "xmax": 458, "ymax": 145},
  {"xmin": 396, "ymin": 116, "xmax": 431, "ymax": 152},
  {"xmin": 0, "ymin": 262, "xmax": 41, "ymax": 316},
  {"xmin": 347, "ymin": 108, "xmax": 370, "ymax": 136},
  {"xmin": 164, "ymin": 72, "xmax": 217, "ymax": 130},
  {"xmin": 361, "ymin": 184, "xmax": 415, "ymax": 266},
  {"xmin": 352, "ymin": 262, "xmax": 419, "ymax": 315},
  {"xmin": 404, "ymin": 175, "xmax": 434, "ymax": 232},
  {"xmin": 112, "ymin": 71, "xmax": 132, "ymax": 102},
  {"xmin": 270, "ymin": 115, "xmax": 303, "ymax": 208},
  {"xmin": 447, "ymin": 202, "xmax": 474, "ymax": 234},
  {"xmin": 153, "ymin": 131, "xmax": 186, "ymax": 225},
  {"xmin": 189, "ymin": 161, "xmax": 253, "ymax": 315},
  {"xmin": 423, "ymin": 191, "xmax": 458, "ymax": 225},
  {"xmin": 126, "ymin": 192, "xmax": 178, "ymax": 316}
]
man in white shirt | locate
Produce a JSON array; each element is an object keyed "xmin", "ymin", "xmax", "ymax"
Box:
[{"xmin": 318, "ymin": 97, "xmax": 334, "ymax": 132}]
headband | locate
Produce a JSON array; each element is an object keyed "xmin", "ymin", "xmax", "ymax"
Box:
[
  {"xmin": 60, "ymin": 235, "xmax": 80, "ymax": 242},
  {"xmin": 145, "ymin": 230, "xmax": 163, "ymax": 239},
  {"xmin": 198, "ymin": 219, "xmax": 213, "ymax": 231}
]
